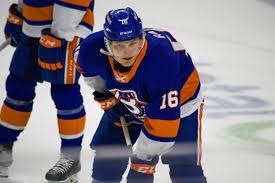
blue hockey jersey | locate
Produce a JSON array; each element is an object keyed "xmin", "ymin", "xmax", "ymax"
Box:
[{"xmin": 74, "ymin": 28, "xmax": 203, "ymax": 156}]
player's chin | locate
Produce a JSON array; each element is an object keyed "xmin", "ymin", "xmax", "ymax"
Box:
[
  {"xmin": 121, "ymin": 62, "xmax": 133, "ymax": 67},
  {"xmin": 120, "ymin": 59, "xmax": 134, "ymax": 67}
]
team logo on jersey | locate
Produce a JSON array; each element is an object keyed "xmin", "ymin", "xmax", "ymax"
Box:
[{"xmin": 110, "ymin": 89, "xmax": 147, "ymax": 120}]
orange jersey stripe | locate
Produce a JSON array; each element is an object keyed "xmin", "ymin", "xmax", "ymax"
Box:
[
  {"xmin": 58, "ymin": 115, "xmax": 86, "ymax": 135},
  {"xmin": 180, "ymin": 68, "xmax": 200, "ymax": 105},
  {"xmin": 82, "ymin": 8, "xmax": 94, "ymax": 27},
  {"xmin": 65, "ymin": 37, "xmax": 80, "ymax": 84},
  {"xmin": 0, "ymin": 104, "xmax": 30, "ymax": 127},
  {"xmin": 144, "ymin": 117, "xmax": 180, "ymax": 138},
  {"xmin": 23, "ymin": 3, "xmax": 53, "ymax": 22},
  {"xmin": 73, "ymin": 46, "xmax": 86, "ymax": 73},
  {"xmin": 108, "ymin": 39, "xmax": 148, "ymax": 83},
  {"xmin": 59, "ymin": 0, "xmax": 92, "ymax": 7},
  {"xmin": 75, "ymin": 64, "xmax": 86, "ymax": 73}
]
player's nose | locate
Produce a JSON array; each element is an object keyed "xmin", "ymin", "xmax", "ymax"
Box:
[{"xmin": 122, "ymin": 47, "xmax": 132, "ymax": 56}]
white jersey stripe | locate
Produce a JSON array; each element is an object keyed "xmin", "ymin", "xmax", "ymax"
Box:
[{"xmin": 0, "ymin": 119, "xmax": 25, "ymax": 131}]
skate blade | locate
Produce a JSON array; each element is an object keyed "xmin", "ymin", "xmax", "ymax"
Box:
[
  {"xmin": 0, "ymin": 166, "xmax": 9, "ymax": 178},
  {"xmin": 47, "ymin": 174, "xmax": 78, "ymax": 183}
]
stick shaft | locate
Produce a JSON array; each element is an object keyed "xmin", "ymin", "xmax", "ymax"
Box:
[
  {"xmin": 0, "ymin": 38, "xmax": 11, "ymax": 52},
  {"xmin": 120, "ymin": 116, "xmax": 133, "ymax": 154}
]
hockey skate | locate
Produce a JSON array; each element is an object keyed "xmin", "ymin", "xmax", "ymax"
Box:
[
  {"xmin": 45, "ymin": 154, "xmax": 80, "ymax": 183},
  {"xmin": 0, "ymin": 144, "xmax": 13, "ymax": 178}
]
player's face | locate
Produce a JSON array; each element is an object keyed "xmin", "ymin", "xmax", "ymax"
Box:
[{"xmin": 110, "ymin": 37, "xmax": 142, "ymax": 67}]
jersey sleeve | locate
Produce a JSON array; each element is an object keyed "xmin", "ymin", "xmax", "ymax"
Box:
[
  {"xmin": 134, "ymin": 46, "xmax": 201, "ymax": 159},
  {"xmin": 72, "ymin": 33, "xmax": 109, "ymax": 93},
  {"xmin": 52, "ymin": 0, "xmax": 94, "ymax": 41}
]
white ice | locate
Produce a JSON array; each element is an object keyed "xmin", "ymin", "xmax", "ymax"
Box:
[{"xmin": 0, "ymin": 0, "xmax": 275, "ymax": 182}]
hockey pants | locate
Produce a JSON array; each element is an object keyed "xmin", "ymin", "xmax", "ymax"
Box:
[{"xmin": 90, "ymin": 105, "xmax": 207, "ymax": 183}]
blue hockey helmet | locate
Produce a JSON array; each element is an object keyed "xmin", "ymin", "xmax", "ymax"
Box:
[{"xmin": 104, "ymin": 7, "xmax": 143, "ymax": 42}]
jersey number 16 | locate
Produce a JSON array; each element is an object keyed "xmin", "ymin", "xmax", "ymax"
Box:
[{"xmin": 160, "ymin": 90, "xmax": 178, "ymax": 110}]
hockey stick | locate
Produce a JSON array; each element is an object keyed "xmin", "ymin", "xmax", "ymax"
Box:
[
  {"xmin": 0, "ymin": 38, "xmax": 11, "ymax": 52},
  {"xmin": 120, "ymin": 116, "xmax": 133, "ymax": 155}
]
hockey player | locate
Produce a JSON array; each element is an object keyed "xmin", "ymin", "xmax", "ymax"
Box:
[
  {"xmin": 74, "ymin": 7, "xmax": 207, "ymax": 183},
  {"xmin": 0, "ymin": 0, "xmax": 95, "ymax": 182}
]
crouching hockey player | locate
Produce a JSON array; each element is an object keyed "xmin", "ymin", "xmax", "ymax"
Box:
[
  {"xmin": 73, "ymin": 7, "xmax": 208, "ymax": 182},
  {"xmin": 0, "ymin": 0, "xmax": 95, "ymax": 182}
]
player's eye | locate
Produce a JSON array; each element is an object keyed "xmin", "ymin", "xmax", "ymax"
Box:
[
  {"xmin": 114, "ymin": 44, "xmax": 125, "ymax": 50},
  {"xmin": 129, "ymin": 42, "xmax": 137, "ymax": 47}
]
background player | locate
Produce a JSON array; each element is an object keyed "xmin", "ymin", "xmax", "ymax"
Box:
[{"xmin": 0, "ymin": 0, "xmax": 95, "ymax": 182}]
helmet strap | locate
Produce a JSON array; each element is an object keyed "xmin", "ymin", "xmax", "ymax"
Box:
[
  {"xmin": 139, "ymin": 33, "xmax": 145, "ymax": 50},
  {"xmin": 103, "ymin": 37, "xmax": 114, "ymax": 56}
]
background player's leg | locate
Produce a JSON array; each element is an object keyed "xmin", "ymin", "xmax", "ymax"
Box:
[
  {"xmin": 45, "ymin": 83, "xmax": 85, "ymax": 182},
  {"xmin": 0, "ymin": 73, "xmax": 36, "ymax": 177}
]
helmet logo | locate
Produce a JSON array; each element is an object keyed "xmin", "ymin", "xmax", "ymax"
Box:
[
  {"xmin": 118, "ymin": 18, "xmax": 129, "ymax": 25},
  {"xmin": 120, "ymin": 30, "xmax": 132, "ymax": 35}
]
